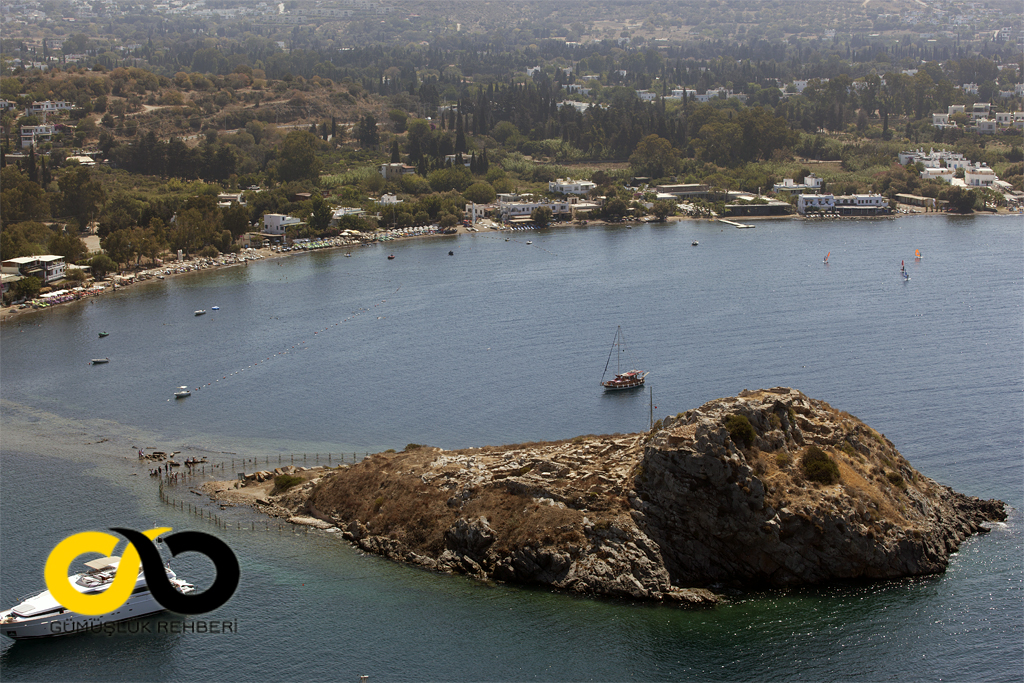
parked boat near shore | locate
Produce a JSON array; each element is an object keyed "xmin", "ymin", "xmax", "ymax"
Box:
[{"xmin": 0, "ymin": 556, "xmax": 193, "ymax": 640}]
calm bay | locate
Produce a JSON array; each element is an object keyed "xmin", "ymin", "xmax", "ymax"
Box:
[{"xmin": 1, "ymin": 215, "xmax": 1021, "ymax": 681}]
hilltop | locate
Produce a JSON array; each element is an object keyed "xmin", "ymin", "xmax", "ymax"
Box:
[{"xmin": 205, "ymin": 388, "xmax": 1005, "ymax": 605}]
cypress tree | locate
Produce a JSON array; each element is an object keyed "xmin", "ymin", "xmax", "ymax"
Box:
[
  {"xmin": 455, "ymin": 114, "xmax": 467, "ymax": 153},
  {"xmin": 27, "ymin": 145, "xmax": 38, "ymax": 184}
]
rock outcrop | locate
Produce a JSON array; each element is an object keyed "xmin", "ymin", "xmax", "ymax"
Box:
[{"xmin": 223, "ymin": 389, "xmax": 1006, "ymax": 605}]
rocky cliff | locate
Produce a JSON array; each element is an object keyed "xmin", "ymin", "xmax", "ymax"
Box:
[{"xmin": 234, "ymin": 388, "xmax": 1006, "ymax": 605}]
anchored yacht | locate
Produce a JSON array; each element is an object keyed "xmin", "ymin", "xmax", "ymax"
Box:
[{"xmin": 0, "ymin": 556, "xmax": 194, "ymax": 640}]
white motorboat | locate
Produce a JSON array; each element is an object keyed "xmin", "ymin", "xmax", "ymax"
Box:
[
  {"xmin": 0, "ymin": 556, "xmax": 194, "ymax": 640},
  {"xmin": 194, "ymin": 310, "xmax": 206, "ymax": 316},
  {"xmin": 174, "ymin": 386, "xmax": 191, "ymax": 398}
]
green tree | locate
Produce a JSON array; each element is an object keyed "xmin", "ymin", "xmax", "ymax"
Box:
[
  {"xmin": 943, "ymin": 186, "xmax": 976, "ymax": 214},
  {"xmin": 48, "ymin": 230, "xmax": 89, "ymax": 263},
  {"xmin": 354, "ymin": 114, "xmax": 380, "ymax": 147},
  {"xmin": 58, "ymin": 167, "xmax": 106, "ymax": 231},
  {"xmin": 405, "ymin": 119, "xmax": 431, "ymax": 163},
  {"xmin": 276, "ymin": 130, "xmax": 321, "ymax": 183},
  {"xmin": 604, "ymin": 197, "xmax": 628, "ymax": 218},
  {"xmin": 530, "ymin": 206, "xmax": 552, "ymax": 227},
  {"xmin": 97, "ymin": 192, "xmax": 146, "ymax": 238},
  {"xmin": 89, "ymin": 253, "xmax": 117, "ymax": 279},
  {"xmin": 629, "ymin": 135, "xmax": 678, "ymax": 179},
  {"xmin": 0, "ymin": 167, "xmax": 49, "ymax": 225},
  {"xmin": 426, "ymin": 166, "xmax": 473, "ymax": 192},
  {"xmin": 651, "ymin": 199, "xmax": 675, "ymax": 220},
  {"xmin": 101, "ymin": 228, "xmax": 136, "ymax": 269},
  {"xmin": 309, "ymin": 194, "xmax": 332, "ymax": 233},
  {"xmin": 463, "ymin": 181, "xmax": 496, "ymax": 204},
  {"xmin": 12, "ymin": 276, "xmax": 42, "ymax": 300},
  {"xmin": 221, "ymin": 203, "xmax": 250, "ymax": 239}
]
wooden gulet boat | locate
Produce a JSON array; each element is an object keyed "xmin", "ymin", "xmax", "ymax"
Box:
[{"xmin": 600, "ymin": 326, "xmax": 648, "ymax": 391}]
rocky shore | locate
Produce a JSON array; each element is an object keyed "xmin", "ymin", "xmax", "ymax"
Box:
[{"xmin": 204, "ymin": 388, "xmax": 1006, "ymax": 606}]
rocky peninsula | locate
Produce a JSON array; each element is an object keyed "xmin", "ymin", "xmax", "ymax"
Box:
[{"xmin": 205, "ymin": 388, "xmax": 1006, "ymax": 606}]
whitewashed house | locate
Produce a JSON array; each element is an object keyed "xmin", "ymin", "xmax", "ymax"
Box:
[
  {"xmin": 263, "ymin": 214, "xmax": 303, "ymax": 235},
  {"xmin": 549, "ymin": 178, "xmax": 597, "ymax": 195}
]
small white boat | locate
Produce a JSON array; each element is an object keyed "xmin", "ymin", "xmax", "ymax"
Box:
[
  {"xmin": 173, "ymin": 386, "xmax": 191, "ymax": 398},
  {"xmin": 194, "ymin": 310, "xmax": 206, "ymax": 316},
  {"xmin": 526, "ymin": 241, "xmax": 532, "ymax": 245},
  {"xmin": 692, "ymin": 241, "xmax": 699, "ymax": 246},
  {"xmin": 211, "ymin": 306, "xmax": 220, "ymax": 311},
  {"xmin": 91, "ymin": 358, "xmax": 109, "ymax": 364}
]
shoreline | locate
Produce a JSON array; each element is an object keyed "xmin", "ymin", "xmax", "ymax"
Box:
[{"xmin": 2, "ymin": 210, "xmax": 1016, "ymax": 323}]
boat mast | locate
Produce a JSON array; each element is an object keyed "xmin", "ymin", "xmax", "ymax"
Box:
[{"xmin": 602, "ymin": 326, "xmax": 621, "ymax": 383}]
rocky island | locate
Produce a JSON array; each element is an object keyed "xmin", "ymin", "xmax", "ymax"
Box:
[{"xmin": 205, "ymin": 388, "xmax": 1006, "ymax": 606}]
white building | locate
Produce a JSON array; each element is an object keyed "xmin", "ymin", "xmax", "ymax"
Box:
[
  {"xmin": 379, "ymin": 163, "xmax": 416, "ymax": 180},
  {"xmin": 263, "ymin": 214, "xmax": 303, "ymax": 235},
  {"xmin": 970, "ymin": 102, "xmax": 991, "ymax": 120},
  {"xmin": 635, "ymin": 90, "xmax": 657, "ymax": 102},
  {"xmin": 797, "ymin": 194, "xmax": 834, "ymax": 214},
  {"xmin": 834, "ymin": 195, "xmax": 889, "ymax": 212},
  {"xmin": 29, "ymin": 100, "xmax": 76, "ymax": 115},
  {"xmin": 976, "ymin": 119, "xmax": 997, "ymax": 134},
  {"xmin": 797, "ymin": 194, "xmax": 887, "ymax": 215},
  {"xmin": 20, "ymin": 124, "xmax": 54, "ymax": 148},
  {"xmin": 332, "ymin": 207, "xmax": 365, "ymax": 220},
  {"xmin": 899, "ymin": 148, "xmax": 971, "ymax": 171},
  {"xmin": 964, "ymin": 165, "xmax": 998, "ymax": 187},
  {"xmin": 773, "ymin": 174, "xmax": 824, "ymax": 194},
  {"xmin": 921, "ymin": 167, "xmax": 955, "ymax": 183},
  {"xmin": 1, "ymin": 255, "xmax": 66, "ymax": 284},
  {"xmin": 549, "ymin": 178, "xmax": 597, "ymax": 195},
  {"xmin": 496, "ymin": 195, "xmax": 596, "ymax": 221},
  {"xmin": 563, "ymin": 84, "xmax": 592, "ymax": 95}
]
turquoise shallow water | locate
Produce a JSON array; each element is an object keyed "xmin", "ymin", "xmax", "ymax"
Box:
[{"xmin": 1, "ymin": 215, "xmax": 1021, "ymax": 681}]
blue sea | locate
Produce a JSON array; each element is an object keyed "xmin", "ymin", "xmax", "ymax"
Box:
[{"xmin": 1, "ymin": 215, "xmax": 1021, "ymax": 681}]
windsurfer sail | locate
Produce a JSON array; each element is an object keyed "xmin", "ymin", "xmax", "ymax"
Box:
[
  {"xmin": 824, "ymin": 251, "xmax": 830, "ymax": 264},
  {"xmin": 915, "ymin": 249, "xmax": 921, "ymax": 260},
  {"xmin": 901, "ymin": 260, "xmax": 910, "ymax": 280}
]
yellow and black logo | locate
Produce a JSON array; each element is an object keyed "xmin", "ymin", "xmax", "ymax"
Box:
[{"xmin": 45, "ymin": 527, "xmax": 239, "ymax": 615}]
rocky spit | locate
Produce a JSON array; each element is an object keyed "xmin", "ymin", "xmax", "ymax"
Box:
[{"xmin": 207, "ymin": 388, "xmax": 1006, "ymax": 607}]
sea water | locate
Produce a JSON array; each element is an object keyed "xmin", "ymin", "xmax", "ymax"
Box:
[{"xmin": 1, "ymin": 215, "xmax": 1021, "ymax": 681}]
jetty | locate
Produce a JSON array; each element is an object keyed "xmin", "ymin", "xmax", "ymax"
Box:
[{"xmin": 718, "ymin": 218, "xmax": 755, "ymax": 228}]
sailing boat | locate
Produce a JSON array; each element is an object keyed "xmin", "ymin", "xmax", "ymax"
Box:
[
  {"xmin": 600, "ymin": 327, "xmax": 648, "ymax": 391},
  {"xmin": 901, "ymin": 260, "xmax": 910, "ymax": 280},
  {"xmin": 915, "ymin": 249, "xmax": 922, "ymax": 260}
]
